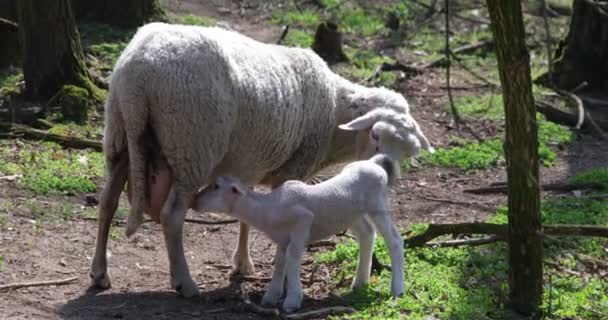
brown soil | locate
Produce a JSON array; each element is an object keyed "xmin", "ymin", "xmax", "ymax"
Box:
[{"xmin": 1, "ymin": 1, "xmax": 607, "ymax": 319}]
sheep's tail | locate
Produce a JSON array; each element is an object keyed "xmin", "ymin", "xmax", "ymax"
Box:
[
  {"xmin": 370, "ymin": 154, "xmax": 399, "ymax": 186},
  {"xmin": 118, "ymin": 96, "xmax": 149, "ymax": 238}
]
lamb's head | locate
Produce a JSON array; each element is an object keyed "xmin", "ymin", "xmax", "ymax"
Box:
[
  {"xmin": 191, "ymin": 176, "xmax": 247, "ymax": 214},
  {"xmin": 338, "ymin": 108, "xmax": 435, "ymax": 163}
]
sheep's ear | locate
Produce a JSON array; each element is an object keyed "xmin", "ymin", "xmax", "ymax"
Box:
[
  {"xmin": 412, "ymin": 120, "xmax": 435, "ymax": 153},
  {"xmin": 338, "ymin": 113, "xmax": 377, "ymax": 131}
]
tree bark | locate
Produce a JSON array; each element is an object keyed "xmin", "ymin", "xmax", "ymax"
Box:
[
  {"xmin": 0, "ymin": 17, "xmax": 19, "ymax": 68},
  {"xmin": 549, "ymin": 0, "xmax": 608, "ymax": 92},
  {"xmin": 17, "ymin": 0, "xmax": 101, "ymax": 103},
  {"xmin": 486, "ymin": 1, "xmax": 543, "ymax": 318},
  {"xmin": 0, "ymin": 0, "xmax": 16, "ymax": 21},
  {"xmin": 72, "ymin": 0, "xmax": 165, "ymax": 28}
]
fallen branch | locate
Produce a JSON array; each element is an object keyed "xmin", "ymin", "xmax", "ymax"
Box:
[
  {"xmin": 0, "ymin": 122, "xmax": 102, "ymax": 151},
  {"xmin": 240, "ymin": 283, "xmax": 280, "ymax": 317},
  {"xmin": 0, "ymin": 276, "xmax": 78, "ymax": 291},
  {"xmin": 464, "ymin": 181, "xmax": 605, "ymax": 194},
  {"xmin": 285, "ymin": 306, "xmax": 357, "ymax": 319},
  {"xmin": 426, "ymin": 235, "xmax": 503, "ymax": 248},
  {"xmin": 404, "ymin": 223, "xmax": 608, "ymax": 248},
  {"xmin": 184, "ymin": 217, "xmax": 238, "ymax": 225}
]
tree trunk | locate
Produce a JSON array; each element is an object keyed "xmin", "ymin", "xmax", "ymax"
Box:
[
  {"xmin": 17, "ymin": 0, "xmax": 101, "ymax": 104},
  {"xmin": 0, "ymin": 0, "xmax": 17, "ymax": 21},
  {"xmin": 0, "ymin": 17, "xmax": 19, "ymax": 68},
  {"xmin": 72, "ymin": 0, "xmax": 165, "ymax": 28},
  {"xmin": 550, "ymin": 0, "xmax": 608, "ymax": 92},
  {"xmin": 486, "ymin": 1, "xmax": 543, "ymax": 318}
]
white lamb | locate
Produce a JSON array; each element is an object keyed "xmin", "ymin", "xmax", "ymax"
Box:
[
  {"xmin": 90, "ymin": 22, "xmax": 433, "ymax": 298},
  {"xmin": 192, "ymin": 154, "xmax": 404, "ymax": 312}
]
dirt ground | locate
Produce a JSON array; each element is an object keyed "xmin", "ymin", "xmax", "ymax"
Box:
[{"xmin": 1, "ymin": 1, "xmax": 608, "ymax": 319}]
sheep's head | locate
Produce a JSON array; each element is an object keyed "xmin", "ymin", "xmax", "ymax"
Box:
[
  {"xmin": 338, "ymin": 86, "xmax": 410, "ymax": 121},
  {"xmin": 191, "ymin": 176, "xmax": 247, "ymax": 214},
  {"xmin": 338, "ymin": 108, "xmax": 435, "ymax": 163}
]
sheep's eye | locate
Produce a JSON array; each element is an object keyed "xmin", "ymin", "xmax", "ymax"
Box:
[
  {"xmin": 213, "ymin": 184, "xmax": 219, "ymax": 190},
  {"xmin": 371, "ymin": 131, "xmax": 379, "ymax": 141}
]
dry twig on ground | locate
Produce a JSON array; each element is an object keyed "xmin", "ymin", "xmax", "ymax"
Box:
[{"xmin": 0, "ymin": 276, "xmax": 78, "ymax": 291}]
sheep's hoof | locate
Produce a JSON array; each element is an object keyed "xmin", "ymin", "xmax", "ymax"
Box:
[
  {"xmin": 172, "ymin": 278, "xmax": 200, "ymax": 298},
  {"xmin": 282, "ymin": 293, "xmax": 303, "ymax": 313},
  {"xmin": 230, "ymin": 258, "xmax": 255, "ymax": 276},
  {"xmin": 261, "ymin": 291, "xmax": 281, "ymax": 307},
  {"xmin": 89, "ymin": 271, "xmax": 111, "ymax": 289}
]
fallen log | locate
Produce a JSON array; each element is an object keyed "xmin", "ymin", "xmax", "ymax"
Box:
[
  {"xmin": 464, "ymin": 181, "xmax": 605, "ymax": 194},
  {"xmin": 0, "ymin": 121, "xmax": 102, "ymax": 151},
  {"xmin": 404, "ymin": 222, "xmax": 608, "ymax": 248}
]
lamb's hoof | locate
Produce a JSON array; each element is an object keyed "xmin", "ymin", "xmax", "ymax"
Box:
[
  {"xmin": 173, "ymin": 278, "xmax": 200, "ymax": 298},
  {"xmin": 90, "ymin": 271, "xmax": 111, "ymax": 289},
  {"xmin": 282, "ymin": 293, "xmax": 303, "ymax": 313},
  {"xmin": 391, "ymin": 286, "xmax": 404, "ymax": 298},
  {"xmin": 350, "ymin": 279, "xmax": 369, "ymax": 291},
  {"xmin": 230, "ymin": 259, "xmax": 255, "ymax": 276}
]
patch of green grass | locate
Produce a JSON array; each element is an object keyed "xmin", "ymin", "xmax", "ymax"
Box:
[
  {"xmin": 316, "ymin": 230, "xmax": 508, "ymax": 319},
  {"xmin": 570, "ymin": 167, "xmax": 608, "ymax": 190},
  {"xmin": 47, "ymin": 122, "xmax": 103, "ymax": 140},
  {"xmin": 0, "ymin": 71, "xmax": 22, "ymax": 97},
  {"xmin": 454, "ymin": 93, "xmax": 504, "ymax": 120},
  {"xmin": 419, "ymin": 138, "xmax": 504, "ymax": 171},
  {"xmin": 271, "ymin": 10, "xmax": 320, "ymax": 28},
  {"xmin": 0, "ymin": 141, "xmax": 104, "ymax": 195},
  {"xmin": 282, "ymin": 29, "xmax": 314, "ymax": 48},
  {"xmin": 336, "ymin": 5, "xmax": 385, "ymax": 37},
  {"xmin": 88, "ymin": 42, "xmax": 128, "ymax": 65},
  {"xmin": 170, "ymin": 13, "xmax": 215, "ymax": 26},
  {"xmin": 345, "ymin": 48, "xmax": 396, "ymax": 86}
]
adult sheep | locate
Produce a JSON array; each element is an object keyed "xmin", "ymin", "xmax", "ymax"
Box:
[{"xmin": 90, "ymin": 22, "xmax": 434, "ymax": 298}]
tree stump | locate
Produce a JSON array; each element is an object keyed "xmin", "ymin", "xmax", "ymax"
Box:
[
  {"xmin": 312, "ymin": 21, "xmax": 348, "ymax": 65},
  {"xmin": 550, "ymin": 0, "xmax": 608, "ymax": 92}
]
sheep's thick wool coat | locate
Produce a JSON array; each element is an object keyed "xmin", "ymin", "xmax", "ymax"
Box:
[{"xmin": 105, "ymin": 23, "xmax": 346, "ymax": 232}]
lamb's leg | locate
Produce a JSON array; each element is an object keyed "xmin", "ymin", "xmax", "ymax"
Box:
[
  {"xmin": 231, "ymin": 222, "xmax": 255, "ymax": 275},
  {"xmin": 350, "ymin": 218, "xmax": 375, "ymax": 290},
  {"xmin": 261, "ymin": 244, "xmax": 287, "ymax": 306},
  {"xmin": 282, "ymin": 206, "xmax": 313, "ymax": 313},
  {"xmin": 161, "ymin": 187, "xmax": 200, "ymax": 297},
  {"xmin": 90, "ymin": 151, "xmax": 128, "ymax": 289},
  {"xmin": 367, "ymin": 213, "xmax": 404, "ymax": 297}
]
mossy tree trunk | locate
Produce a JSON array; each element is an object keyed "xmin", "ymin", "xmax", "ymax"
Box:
[
  {"xmin": 486, "ymin": 0, "xmax": 543, "ymax": 318},
  {"xmin": 550, "ymin": 0, "xmax": 608, "ymax": 91},
  {"xmin": 72, "ymin": 0, "xmax": 165, "ymax": 28},
  {"xmin": 18, "ymin": 0, "xmax": 101, "ymax": 103}
]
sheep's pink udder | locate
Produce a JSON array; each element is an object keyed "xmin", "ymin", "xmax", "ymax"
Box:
[{"xmin": 127, "ymin": 167, "xmax": 172, "ymax": 224}]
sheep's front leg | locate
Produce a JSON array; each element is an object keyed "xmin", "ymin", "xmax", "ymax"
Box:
[
  {"xmin": 90, "ymin": 151, "xmax": 128, "ymax": 289},
  {"xmin": 261, "ymin": 244, "xmax": 287, "ymax": 306},
  {"xmin": 161, "ymin": 187, "xmax": 200, "ymax": 297},
  {"xmin": 282, "ymin": 206, "xmax": 313, "ymax": 313},
  {"xmin": 231, "ymin": 222, "xmax": 255, "ymax": 275},
  {"xmin": 350, "ymin": 217, "xmax": 375, "ymax": 290},
  {"xmin": 368, "ymin": 213, "xmax": 404, "ymax": 297}
]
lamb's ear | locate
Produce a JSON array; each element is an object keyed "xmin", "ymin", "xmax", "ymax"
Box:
[
  {"xmin": 338, "ymin": 112, "xmax": 377, "ymax": 131},
  {"xmin": 412, "ymin": 119, "xmax": 435, "ymax": 153}
]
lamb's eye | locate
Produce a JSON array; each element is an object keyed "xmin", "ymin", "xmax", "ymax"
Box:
[{"xmin": 371, "ymin": 131, "xmax": 379, "ymax": 141}]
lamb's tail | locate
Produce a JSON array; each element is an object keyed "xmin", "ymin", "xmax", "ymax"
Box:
[{"xmin": 370, "ymin": 154, "xmax": 399, "ymax": 186}]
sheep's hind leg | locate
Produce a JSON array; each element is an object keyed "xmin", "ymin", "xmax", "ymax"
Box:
[
  {"xmin": 90, "ymin": 151, "xmax": 128, "ymax": 289},
  {"xmin": 350, "ymin": 217, "xmax": 375, "ymax": 290},
  {"xmin": 261, "ymin": 244, "xmax": 287, "ymax": 306},
  {"xmin": 161, "ymin": 187, "xmax": 200, "ymax": 297},
  {"xmin": 231, "ymin": 222, "xmax": 255, "ymax": 275},
  {"xmin": 367, "ymin": 213, "xmax": 404, "ymax": 297}
]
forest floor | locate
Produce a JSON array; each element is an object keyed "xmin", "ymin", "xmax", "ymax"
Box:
[{"xmin": 0, "ymin": 1, "xmax": 606, "ymax": 319}]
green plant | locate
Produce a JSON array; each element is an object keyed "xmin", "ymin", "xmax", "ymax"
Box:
[
  {"xmin": 569, "ymin": 167, "xmax": 608, "ymax": 190},
  {"xmin": 418, "ymin": 139, "xmax": 504, "ymax": 171},
  {"xmin": 170, "ymin": 13, "xmax": 215, "ymax": 26},
  {"xmin": 283, "ymin": 29, "xmax": 314, "ymax": 48},
  {"xmin": 271, "ymin": 10, "xmax": 319, "ymax": 27}
]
